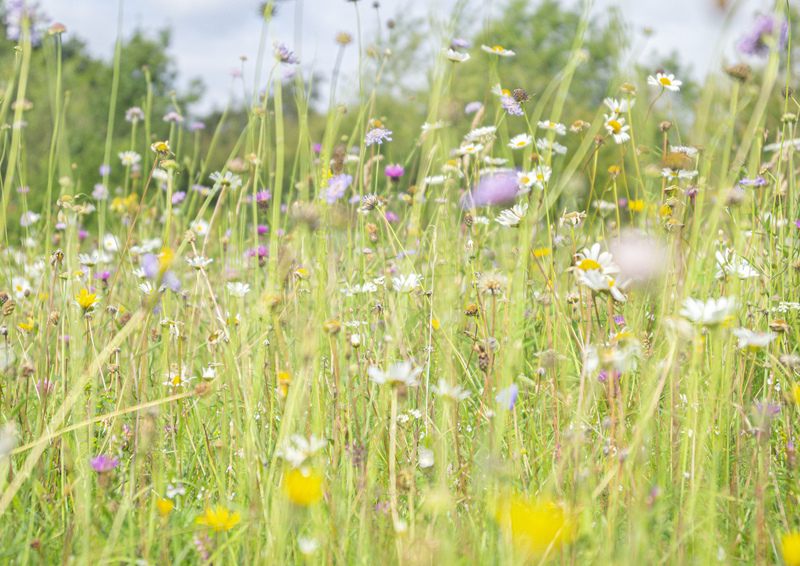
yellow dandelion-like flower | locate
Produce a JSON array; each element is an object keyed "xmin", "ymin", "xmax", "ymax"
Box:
[
  {"xmin": 783, "ymin": 532, "xmax": 800, "ymax": 566},
  {"xmin": 74, "ymin": 289, "xmax": 99, "ymax": 311},
  {"xmin": 195, "ymin": 506, "xmax": 241, "ymax": 532},
  {"xmin": 495, "ymin": 495, "xmax": 574, "ymax": 558},
  {"xmin": 628, "ymin": 199, "xmax": 645, "ymax": 212},
  {"xmin": 430, "ymin": 318, "xmax": 440, "ymax": 331},
  {"xmin": 284, "ymin": 467, "xmax": 323, "ymax": 506},
  {"xmin": 156, "ymin": 498, "xmax": 174, "ymax": 518},
  {"xmin": 533, "ymin": 248, "xmax": 550, "ymax": 258}
]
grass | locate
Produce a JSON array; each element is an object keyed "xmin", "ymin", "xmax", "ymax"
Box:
[{"xmin": 1, "ymin": 2, "xmax": 799, "ymax": 565}]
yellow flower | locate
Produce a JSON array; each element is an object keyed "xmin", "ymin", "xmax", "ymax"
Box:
[
  {"xmin": 495, "ymin": 495, "xmax": 574, "ymax": 558},
  {"xmin": 156, "ymin": 498, "xmax": 174, "ymax": 518},
  {"xmin": 17, "ymin": 317, "xmax": 35, "ymax": 332},
  {"xmin": 783, "ymin": 532, "xmax": 800, "ymax": 566},
  {"xmin": 793, "ymin": 384, "xmax": 800, "ymax": 406},
  {"xmin": 74, "ymin": 289, "xmax": 99, "ymax": 311},
  {"xmin": 195, "ymin": 506, "xmax": 241, "ymax": 532},
  {"xmin": 628, "ymin": 199, "xmax": 645, "ymax": 212},
  {"xmin": 533, "ymin": 248, "xmax": 550, "ymax": 258},
  {"xmin": 430, "ymin": 318, "xmax": 440, "ymax": 331},
  {"xmin": 284, "ymin": 467, "xmax": 323, "ymax": 506}
]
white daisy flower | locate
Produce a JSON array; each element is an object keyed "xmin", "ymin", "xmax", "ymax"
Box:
[
  {"xmin": 537, "ymin": 120, "xmax": 567, "ymax": 136},
  {"xmin": 508, "ymin": 133, "xmax": 533, "ymax": 149},
  {"xmin": 445, "ymin": 49, "xmax": 470, "ymax": 63},
  {"xmin": 647, "ymin": 72, "xmax": 682, "ymax": 92},
  {"xmin": 226, "ymin": 282, "xmax": 250, "ymax": 297},
  {"xmin": 604, "ymin": 114, "xmax": 630, "ymax": 144},
  {"xmin": 603, "ymin": 97, "xmax": 634, "ymax": 114},
  {"xmin": 481, "ymin": 44, "xmax": 515, "ymax": 57},
  {"xmin": 732, "ymin": 328, "xmax": 777, "ymax": 350},
  {"xmin": 368, "ymin": 361, "xmax": 423, "ymax": 387},
  {"xmin": 495, "ymin": 203, "xmax": 528, "ymax": 227},
  {"xmin": 431, "ymin": 378, "xmax": 471, "ymax": 402},
  {"xmin": 679, "ymin": 296, "xmax": 736, "ymax": 326},
  {"xmin": 574, "ymin": 243, "xmax": 619, "ymax": 276},
  {"xmin": 536, "ymin": 138, "xmax": 567, "ymax": 155}
]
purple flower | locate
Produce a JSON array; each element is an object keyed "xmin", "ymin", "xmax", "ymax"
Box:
[
  {"xmin": 461, "ymin": 173, "xmax": 519, "ymax": 208},
  {"xmin": 172, "ymin": 191, "xmax": 186, "ymax": 205},
  {"xmin": 495, "ymin": 384, "xmax": 519, "ymax": 410},
  {"xmin": 313, "ymin": 143, "xmax": 322, "ymax": 153},
  {"xmin": 274, "ymin": 41, "xmax": 299, "ymax": 64},
  {"xmin": 92, "ymin": 183, "xmax": 109, "ymax": 200},
  {"xmin": 255, "ymin": 190, "xmax": 272, "ymax": 205},
  {"xmin": 465, "ymin": 101, "xmax": 483, "ymax": 114},
  {"xmin": 94, "ymin": 271, "xmax": 111, "ymax": 281},
  {"xmin": 500, "ymin": 94, "xmax": 523, "ymax": 116},
  {"xmin": 141, "ymin": 254, "xmax": 160, "ymax": 278},
  {"xmin": 16, "ymin": 185, "xmax": 29, "ymax": 194},
  {"xmin": 597, "ymin": 370, "xmax": 621, "ymax": 383},
  {"xmin": 188, "ymin": 121, "xmax": 205, "ymax": 131},
  {"xmin": 3, "ymin": 0, "xmax": 50, "ymax": 46},
  {"xmin": 613, "ymin": 315, "xmax": 626, "ymax": 326},
  {"xmin": 618, "ymin": 197, "xmax": 628, "ymax": 208},
  {"xmin": 78, "ymin": 229, "xmax": 89, "ymax": 239},
  {"xmin": 739, "ymin": 176, "xmax": 766, "ymax": 187},
  {"xmin": 99, "ymin": 164, "xmax": 111, "ymax": 176},
  {"xmin": 163, "ymin": 111, "xmax": 184, "ymax": 123},
  {"xmin": 257, "ymin": 224, "xmax": 269, "ymax": 235},
  {"xmin": 384, "ymin": 210, "xmax": 399, "ymax": 222},
  {"xmin": 90, "ymin": 454, "xmax": 120, "ymax": 473},
  {"xmin": 162, "ymin": 271, "xmax": 181, "ymax": 292},
  {"xmin": 125, "ymin": 107, "xmax": 144, "ymax": 122},
  {"xmin": 365, "ymin": 127, "xmax": 393, "ymax": 146},
  {"xmin": 737, "ymin": 15, "xmax": 788, "ymax": 57},
  {"xmin": 451, "ymin": 38, "xmax": 471, "ymax": 48},
  {"xmin": 321, "ymin": 174, "xmax": 352, "ymax": 204},
  {"xmin": 384, "ymin": 164, "xmax": 404, "ymax": 178}
]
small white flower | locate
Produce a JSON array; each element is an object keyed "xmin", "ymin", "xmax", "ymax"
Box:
[
  {"xmin": 455, "ymin": 142, "xmax": 484, "ymax": 156},
  {"xmin": 139, "ymin": 281, "xmax": 156, "ymax": 295},
  {"xmin": 368, "ymin": 361, "xmax": 423, "ymax": 387},
  {"xmin": 732, "ymin": 328, "xmax": 777, "ymax": 350},
  {"xmin": 715, "ymin": 250, "xmax": 759, "ymax": 280},
  {"xmin": 680, "ymin": 296, "xmax": 736, "ymax": 326},
  {"xmin": 536, "ymin": 138, "xmax": 567, "ymax": 155},
  {"xmin": 445, "ymin": 49, "xmax": 470, "ymax": 63},
  {"xmin": 464, "ymin": 126, "xmax": 497, "ymax": 142},
  {"xmin": 418, "ymin": 447, "xmax": 434, "ymax": 468},
  {"xmin": 298, "ymin": 537, "xmax": 319, "ymax": 556},
  {"xmin": 604, "ymin": 114, "xmax": 630, "ymax": 144},
  {"xmin": 209, "ymin": 171, "xmax": 243, "ymax": 190},
  {"xmin": 508, "ymin": 133, "xmax": 533, "ymax": 149},
  {"xmin": 481, "ymin": 44, "xmax": 515, "ymax": 57},
  {"xmin": 603, "ymin": 97, "xmax": 634, "ymax": 114},
  {"xmin": 495, "ymin": 203, "xmax": 528, "ymax": 227},
  {"xmin": 431, "ymin": 378, "xmax": 470, "ymax": 402},
  {"xmin": 190, "ymin": 219, "xmax": 210, "ymax": 237},
  {"xmin": 226, "ymin": 282, "xmax": 250, "ymax": 297},
  {"xmin": 537, "ymin": 120, "xmax": 567, "ymax": 136},
  {"xmin": 578, "ymin": 270, "xmax": 628, "ymax": 302},
  {"xmin": 276, "ymin": 434, "xmax": 327, "ymax": 468},
  {"xmin": 102, "ymin": 233, "xmax": 120, "ymax": 253},
  {"xmin": 648, "ymin": 72, "xmax": 682, "ymax": 92},
  {"xmin": 186, "ymin": 256, "xmax": 213, "ymax": 270},
  {"xmin": 118, "ymin": 151, "xmax": 141, "ymax": 166},
  {"xmin": 392, "ymin": 273, "xmax": 422, "ymax": 292}
]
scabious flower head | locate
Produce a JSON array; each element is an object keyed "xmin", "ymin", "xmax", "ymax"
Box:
[
  {"xmin": 465, "ymin": 101, "xmax": 483, "ymax": 114},
  {"xmin": 195, "ymin": 506, "xmax": 241, "ymax": 531},
  {"xmin": 273, "ymin": 41, "xmax": 299, "ymax": 64},
  {"xmin": 451, "ymin": 38, "xmax": 471, "ymax": 48},
  {"xmin": 321, "ymin": 173, "xmax": 353, "ymax": 204},
  {"xmin": 738, "ymin": 14, "xmax": 788, "ymax": 57},
  {"xmin": 4, "ymin": 0, "xmax": 51, "ymax": 46},
  {"xmin": 163, "ymin": 111, "xmax": 183, "ymax": 123},
  {"xmin": 461, "ymin": 173, "xmax": 519, "ymax": 208},
  {"xmin": 125, "ymin": 107, "xmax": 145, "ymax": 122},
  {"xmin": 365, "ymin": 127, "xmax": 393, "ymax": 146},
  {"xmin": 500, "ymin": 94, "xmax": 524, "ymax": 116}
]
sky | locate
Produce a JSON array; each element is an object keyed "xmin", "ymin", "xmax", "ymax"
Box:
[{"xmin": 30, "ymin": 0, "xmax": 769, "ymax": 116}]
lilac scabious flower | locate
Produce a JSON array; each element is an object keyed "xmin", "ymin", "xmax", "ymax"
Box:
[
  {"xmin": 90, "ymin": 454, "xmax": 120, "ymax": 473},
  {"xmin": 737, "ymin": 15, "xmax": 788, "ymax": 57},
  {"xmin": 163, "ymin": 111, "xmax": 184, "ymax": 123},
  {"xmin": 384, "ymin": 210, "xmax": 399, "ymax": 222},
  {"xmin": 321, "ymin": 174, "xmax": 353, "ymax": 204},
  {"xmin": 274, "ymin": 41, "xmax": 299, "ymax": 64},
  {"xmin": 451, "ymin": 38, "xmax": 471, "ymax": 49},
  {"xmin": 495, "ymin": 384, "xmax": 519, "ymax": 410},
  {"xmin": 739, "ymin": 176, "xmax": 766, "ymax": 187},
  {"xmin": 384, "ymin": 164, "xmax": 404, "ymax": 179},
  {"xmin": 365, "ymin": 127, "xmax": 393, "ymax": 146},
  {"xmin": 4, "ymin": 0, "xmax": 50, "ymax": 46},
  {"xmin": 500, "ymin": 94, "xmax": 523, "ymax": 116},
  {"xmin": 465, "ymin": 101, "xmax": 483, "ymax": 114},
  {"xmin": 188, "ymin": 121, "xmax": 205, "ymax": 131},
  {"xmin": 92, "ymin": 183, "xmax": 109, "ymax": 200},
  {"xmin": 171, "ymin": 191, "xmax": 186, "ymax": 205},
  {"xmin": 460, "ymin": 173, "xmax": 519, "ymax": 208},
  {"xmin": 125, "ymin": 107, "xmax": 144, "ymax": 123}
]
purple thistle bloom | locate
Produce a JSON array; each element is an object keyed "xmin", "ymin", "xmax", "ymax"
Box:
[
  {"xmin": 384, "ymin": 211, "xmax": 399, "ymax": 222},
  {"xmin": 737, "ymin": 15, "xmax": 788, "ymax": 57},
  {"xmin": 465, "ymin": 101, "xmax": 483, "ymax": 114},
  {"xmin": 321, "ymin": 174, "xmax": 353, "ymax": 204},
  {"xmin": 495, "ymin": 384, "xmax": 519, "ymax": 410},
  {"xmin": 384, "ymin": 164, "xmax": 404, "ymax": 178},
  {"xmin": 500, "ymin": 94, "xmax": 523, "ymax": 116},
  {"xmin": 461, "ymin": 173, "xmax": 519, "ymax": 208},
  {"xmin": 274, "ymin": 41, "xmax": 299, "ymax": 64},
  {"xmin": 255, "ymin": 190, "xmax": 272, "ymax": 203},
  {"xmin": 257, "ymin": 224, "xmax": 269, "ymax": 235},
  {"xmin": 78, "ymin": 229, "xmax": 89, "ymax": 239},
  {"xmin": 94, "ymin": 271, "xmax": 111, "ymax": 281},
  {"xmin": 365, "ymin": 127, "xmax": 393, "ymax": 146},
  {"xmin": 313, "ymin": 143, "xmax": 322, "ymax": 153},
  {"xmin": 3, "ymin": 0, "xmax": 50, "ymax": 46},
  {"xmin": 90, "ymin": 454, "xmax": 120, "ymax": 473}
]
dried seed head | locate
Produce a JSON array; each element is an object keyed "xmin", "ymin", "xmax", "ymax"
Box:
[
  {"xmin": 0, "ymin": 292, "xmax": 8, "ymax": 305},
  {"xmin": 336, "ymin": 32, "xmax": 353, "ymax": 46},
  {"xmin": 464, "ymin": 213, "xmax": 474, "ymax": 226},
  {"xmin": 724, "ymin": 63, "xmax": 751, "ymax": 82},
  {"xmin": 512, "ymin": 88, "xmax": 528, "ymax": 103},
  {"xmin": 1, "ymin": 300, "xmax": 15, "ymax": 316},
  {"xmin": 331, "ymin": 145, "xmax": 346, "ymax": 175}
]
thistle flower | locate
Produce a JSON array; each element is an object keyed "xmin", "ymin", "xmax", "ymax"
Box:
[
  {"xmin": 90, "ymin": 454, "xmax": 120, "ymax": 473},
  {"xmin": 384, "ymin": 164, "xmax": 404, "ymax": 178}
]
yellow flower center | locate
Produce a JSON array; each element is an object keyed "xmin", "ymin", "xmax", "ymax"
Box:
[
  {"xmin": 578, "ymin": 259, "xmax": 601, "ymax": 271},
  {"xmin": 492, "ymin": 46, "xmax": 504, "ymax": 52},
  {"xmin": 608, "ymin": 120, "xmax": 621, "ymax": 133},
  {"xmin": 659, "ymin": 77, "xmax": 671, "ymax": 86}
]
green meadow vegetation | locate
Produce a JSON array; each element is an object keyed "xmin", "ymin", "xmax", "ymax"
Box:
[{"xmin": 1, "ymin": 0, "xmax": 800, "ymax": 564}]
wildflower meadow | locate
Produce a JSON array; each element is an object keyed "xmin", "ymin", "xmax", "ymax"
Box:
[{"xmin": 2, "ymin": 0, "xmax": 800, "ymax": 563}]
